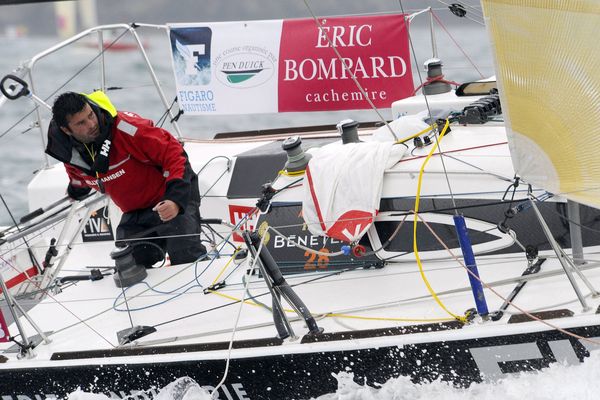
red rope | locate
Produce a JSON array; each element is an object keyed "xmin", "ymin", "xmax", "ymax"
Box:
[{"xmin": 412, "ymin": 74, "xmax": 462, "ymax": 95}]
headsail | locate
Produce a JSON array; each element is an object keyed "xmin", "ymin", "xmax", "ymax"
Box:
[{"xmin": 482, "ymin": 0, "xmax": 600, "ymax": 208}]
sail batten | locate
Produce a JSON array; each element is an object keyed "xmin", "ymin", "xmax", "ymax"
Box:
[{"xmin": 483, "ymin": 0, "xmax": 600, "ymax": 208}]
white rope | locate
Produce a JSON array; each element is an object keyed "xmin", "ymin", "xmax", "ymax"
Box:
[{"xmin": 211, "ymin": 234, "xmax": 266, "ymax": 398}]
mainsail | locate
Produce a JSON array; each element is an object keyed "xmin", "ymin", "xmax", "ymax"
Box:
[{"xmin": 482, "ymin": 0, "xmax": 600, "ymax": 208}]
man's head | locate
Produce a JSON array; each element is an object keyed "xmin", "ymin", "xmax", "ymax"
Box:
[{"xmin": 52, "ymin": 92, "xmax": 100, "ymax": 144}]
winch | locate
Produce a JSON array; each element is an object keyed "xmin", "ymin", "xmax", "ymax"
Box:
[{"xmin": 110, "ymin": 245, "xmax": 148, "ymax": 288}]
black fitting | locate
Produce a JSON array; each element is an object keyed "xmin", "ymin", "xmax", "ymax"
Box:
[
  {"xmin": 413, "ymin": 135, "xmax": 432, "ymax": 148},
  {"xmin": 525, "ymin": 245, "xmax": 539, "ymax": 262},
  {"xmin": 234, "ymin": 249, "xmax": 248, "ymax": 263},
  {"xmin": 90, "ymin": 268, "xmax": 104, "ymax": 281},
  {"xmin": 170, "ymin": 109, "xmax": 184, "ymax": 123},
  {"xmin": 497, "ymin": 221, "xmax": 510, "ymax": 234},
  {"xmin": 436, "ymin": 119, "xmax": 451, "ymax": 135},
  {"xmin": 43, "ymin": 238, "xmax": 58, "ymax": 270},
  {"xmin": 0, "ymin": 74, "xmax": 30, "ymax": 100},
  {"xmin": 458, "ymin": 94, "xmax": 501, "ymax": 125},
  {"xmin": 490, "ymin": 310, "xmax": 504, "ymax": 321},
  {"xmin": 203, "ymin": 281, "xmax": 226, "ymax": 294},
  {"xmin": 464, "ymin": 307, "xmax": 478, "ymax": 322},
  {"xmin": 117, "ymin": 325, "xmax": 157, "ymax": 345},
  {"xmin": 256, "ymin": 183, "xmax": 276, "ymax": 212},
  {"xmin": 449, "ymin": 3, "xmax": 467, "ymax": 17}
]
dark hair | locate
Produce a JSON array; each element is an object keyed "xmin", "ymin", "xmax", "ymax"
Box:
[{"xmin": 52, "ymin": 92, "xmax": 88, "ymax": 128}]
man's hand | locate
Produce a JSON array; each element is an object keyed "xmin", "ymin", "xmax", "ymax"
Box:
[{"xmin": 152, "ymin": 200, "xmax": 180, "ymax": 222}]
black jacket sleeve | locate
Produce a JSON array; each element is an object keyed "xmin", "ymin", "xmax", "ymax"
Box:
[
  {"xmin": 67, "ymin": 183, "xmax": 92, "ymax": 200},
  {"xmin": 162, "ymin": 161, "xmax": 198, "ymax": 214}
]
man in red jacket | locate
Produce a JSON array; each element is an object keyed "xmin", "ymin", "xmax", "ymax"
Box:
[{"xmin": 46, "ymin": 91, "xmax": 206, "ymax": 266}]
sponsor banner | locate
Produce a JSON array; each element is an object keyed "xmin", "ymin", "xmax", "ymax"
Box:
[
  {"xmin": 169, "ymin": 21, "xmax": 282, "ymax": 115},
  {"xmin": 279, "ymin": 14, "xmax": 412, "ymax": 112},
  {"xmin": 255, "ymin": 203, "xmax": 382, "ymax": 275},
  {"xmin": 81, "ymin": 206, "xmax": 114, "ymax": 242},
  {"xmin": 168, "ymin": 14, "xmax": 412, "ymax": 115}
]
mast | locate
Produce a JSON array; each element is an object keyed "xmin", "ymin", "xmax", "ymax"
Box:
[
  {"xmin": 78, "ymin": 0, "xmax": 98, "ymax": 31},
  {"xmin": 54, "ymin": 1, "xmax": 76, "ymax": 39}
]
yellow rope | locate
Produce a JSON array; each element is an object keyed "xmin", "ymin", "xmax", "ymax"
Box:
[
  {"xmin": 395, "ymin": 124, "xmax": 435, "ymax": 145},
  {"xmin": 205, "ymin": 124, "xmax": 465, "ymax": 324},
  {"xmin": 208, "ymin": 288, "xmax": 453, "ymax": 323},
  {"xmin": 278, "ymin": 169, "xmax": 306, "ymax": 177},
  {"xmin": 211, "ymin": 247, "xmax": 241, "ymax": 285},
  {"xmin": 207, "ymin": 248, "xmax": 454, "ymax": 323},
  {"xmin": 324, "ymin": 312, "xmax": 453, "ymax": 323},
  {"xmin": 207, "ymin": 289, "xmax": 266, "ymax": 308},
  {"xmin": 413, "ymin": 119, "xmax": 467, "ymax": 323}
]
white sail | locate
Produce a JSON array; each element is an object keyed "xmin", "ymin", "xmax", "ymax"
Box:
[
  {"xmin": 482, "ymin": 0, "xmax": 600, "ymax": 208},
  {"xmin": 54, "ymin": 1, "xmax": 77, "ymax": 39}
]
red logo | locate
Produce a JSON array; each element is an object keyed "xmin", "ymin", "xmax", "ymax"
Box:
[
  {"xmin": 229, "ymin": 205, "xmax": 257, "ymax": 242},
  {"xmin": 326, "ymin": 210, "xmax": 374, "ymax": 243}
]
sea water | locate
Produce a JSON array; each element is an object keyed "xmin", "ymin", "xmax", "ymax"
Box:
[{"xmin": 65, "ymin": 351, "xmax": 600, "ymax": 399}]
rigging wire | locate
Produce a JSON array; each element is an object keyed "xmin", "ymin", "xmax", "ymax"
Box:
[
  {"xmin": 0, "ymin": 190, "xmax": 41, "ymax": 274},
  {"xmin": 0, "ymin": 192, "xmax": 551, "ymax": 261},
  {"xmin": 419, "ymin": 202, "xmax": 600, "ymax": 347},
  {"xmin": 0, "ymin": 254, "xmax": 116, "ymax": 348},
  {"xmin": 5, "ymin": 14, "xmax": 600, "ymax": 352},
  {"xmin": 431, "ymin": 11, "xmax": 485, "ymax": 78},
  {"xmin": 0, "ymin": 28, "xmax": 130, "ymax": 141},
  {"xmin": 398, "ymin": 0, "xmax": 458, "ymax": 213},
  {"xmin": 211, "ymin": 234, "xmax": 265, "ymax": 397},
  {"xmin": 0, "ymin": 191, "xmax": 243, "ymax": 338},
  {"xmin": 441, "ymin": 153, "xmax": 513, "ymax": 183},
  {"xmin": 6, "ymin": 185, "xmax": 599, "ymax": 342},
  {"xmin": 155, "ymin": 97, "xmax": 179, "ymax": 128},
  {"xmin": 199, "ymin": 168, "xmax": 231, "ymax": 200},
  {"xmin": 19, "ymin": 210, "xmax": 600, "ymax": 338},
  {"xmin": 209, "ymin": 247, "xmax": 243, "ymax": 286},
  {"xmin": 548, "ymin": 206, "xmax": 600, "ymax": 235},
  {"xmin": 411, "ymin": 119, "xmax": 466, "ymax": 322},
  {"xmin": 301, "ymin": 0, "xmax": 403, "ymax": 144},
  {"xmin": 112, "ymin": 214, "xmax": 251, "ymax": 312}
]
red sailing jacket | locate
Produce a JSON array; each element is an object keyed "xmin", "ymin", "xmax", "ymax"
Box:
[{"xmin": 63, "ymin": 111, "xmax": 189, "ymax": 213}]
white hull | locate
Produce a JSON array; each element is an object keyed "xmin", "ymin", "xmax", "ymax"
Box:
[{"xmin": 1, "ymin": 122, "xmax": 600, "ymax": 398}]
